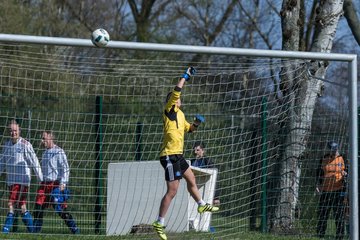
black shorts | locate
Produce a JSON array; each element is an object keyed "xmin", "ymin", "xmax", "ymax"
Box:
[{"xmin": 160, "ymin": 154, "xmax": 189, "ymax": 181}]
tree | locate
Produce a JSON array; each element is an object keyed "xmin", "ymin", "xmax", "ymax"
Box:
[
  {"xmin": 344, "ymin": 0, "xmax": 360, "ymax": 46},
  {"xmin": 270, "ymin": 0, "xmax": 345, "ymax": 233},
  {"xmin": 128, "ymin": 0, "xmax": 174, "ymax": 42}
]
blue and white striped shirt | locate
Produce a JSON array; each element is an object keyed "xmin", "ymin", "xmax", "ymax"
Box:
[
  {"xmin": 41, "ymin": 145, "xmax": 69, "ymax": 185},
  {"xmin": 0, "ymin": 137, "xmax": 43, "ymax": 186}
]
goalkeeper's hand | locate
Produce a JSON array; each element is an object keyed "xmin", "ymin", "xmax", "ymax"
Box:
[
  {"xmin": 181, "ymin": 67, "xmax": 196, "ymax": 81},
  {"xmin": 193, "ymin": 114, "xmax": 205, "ymax": 127}
]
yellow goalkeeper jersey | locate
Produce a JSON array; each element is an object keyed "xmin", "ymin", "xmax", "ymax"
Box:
[{"xmin": 160, "ymin": 87, "xmax": 191, "ymax": 157}]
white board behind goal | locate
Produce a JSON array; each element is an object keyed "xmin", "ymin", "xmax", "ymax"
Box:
[{"xmin": 106, "ymin": 161, "xmax": 217, "ymax": 235}]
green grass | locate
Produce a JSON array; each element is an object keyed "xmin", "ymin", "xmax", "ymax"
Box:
[
  {"xmin": 0, "ymin": 205, "xmax": 344, "ymax": 239},
  {"xmin": 0, "ymin": 232, "xmax": 322, "ymax": 240}
]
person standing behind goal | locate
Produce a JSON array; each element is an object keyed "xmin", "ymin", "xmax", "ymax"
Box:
[
  {"xmin": 152, "ymin": 67, "xmax": 219, "ymax": 240},
  {"xmin": 191, "ymin": 141, "xmax": 220, "ymax": 205},
  {"xmin": 316, "ymin": 141, "xmax": 346, "ymax": 239},
  {"xmin": 33, "ymin": 130, "xmax": 79, "ymax": 234},
  {"xmin": 0, "ymin": 119, "xmax": 43, "ymax": 233}
]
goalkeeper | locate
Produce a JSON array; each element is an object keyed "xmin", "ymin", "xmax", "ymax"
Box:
[
  {"xmin": 32, "ymin": 130, "xmax": 79, "ymax": 234},
  {"xmin": 153, "ymin": 67, "xmax": 219, "ymax": 240}
]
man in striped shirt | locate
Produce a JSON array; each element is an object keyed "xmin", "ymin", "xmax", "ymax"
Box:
[
  {"xmin": 0, "ymin": 120, "xmax": 43, "ymax": 233},
  {"xmin": 32, "ymin": 130, "xmax": 79, "ymax": 234}
]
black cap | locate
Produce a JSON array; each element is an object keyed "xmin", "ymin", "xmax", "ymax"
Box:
[{"xmin": 327, "ymin": 141, "xmax": 338, "ymax": 151}]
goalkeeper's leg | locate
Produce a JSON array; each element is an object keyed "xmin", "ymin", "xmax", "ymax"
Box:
[
  {"xmin": 182, "ymin": 167, "xmax": 219, "ymax": 213},
  {"xmin": 153, "ymin": 179, "xmax": 180, "ymax": 240},
  {"xmin": 197, "ymin": 203, "xmax": 219, "ymax": 213},
  {"xmin": 152, "ymin": 220, "xmax": 167, "ymax": 240}
]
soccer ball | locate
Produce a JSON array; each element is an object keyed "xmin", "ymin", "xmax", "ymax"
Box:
[{"xmin": 91, "ymin": 28, "xmax": 110, "ymax": 47}]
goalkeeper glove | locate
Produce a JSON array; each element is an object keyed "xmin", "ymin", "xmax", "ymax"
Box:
[
  {"xmin": 181, "ymin": 67, "xmax": 196, "ymax": 81},
  {"xmin": 194, "ymin": 114, "xmax": 205, "ymax": 127}
]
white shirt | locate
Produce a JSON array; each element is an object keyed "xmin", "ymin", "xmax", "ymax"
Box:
[
  {"xmin": 0, "ymin": 137, "xmax": 43, "ymax": 186},
  {"xmin": 41, "ymin": 145, "xmax": 69, "ymax": 184}
]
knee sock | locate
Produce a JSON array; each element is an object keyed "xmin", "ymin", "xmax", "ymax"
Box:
[
  {"xmin": 22, "ymin": 211, "xmax": 34, "ymax": 233},
  {"xmin": 33, "ymin": 204, "xmax": 44, "ymax": 233},
  {"xmin": 2, "ymin": 212, "xmax": 14, "ymax": 233}
]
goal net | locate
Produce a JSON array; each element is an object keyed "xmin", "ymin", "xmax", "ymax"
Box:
[{"xmin": 0, "ymin": 41, "xmax": 355, "ymax": 239}]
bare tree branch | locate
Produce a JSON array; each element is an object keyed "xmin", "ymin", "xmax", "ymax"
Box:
[
  {"xmin": 265, "ymin": 0, "xmax": 281, "ymax": 16},
  {"xmin": 207, "ymin": 0, "xmax": 237, "ymax": 44},
  {"xmin": 150, "ymin": 1, "xmax": 172, "ymax": 21},
  {"xmin": 343, "ymin": 0, "xmax": 360, "ymax": 45},
  {"xmin": 175, "ymin": 1, "xmax": 236, "ymax": 47},
  {"xmin": 127, "ymin": 0, "xmax": 156, "ymax": 42},
  {"xmin": 61, "ymin": 0, "xmax": 93, "ymax": 31},
  {"xmin": 128, "ymin": 0, "xmax": 140, "ymax": 20},
  {"xmin": 304, "ymin": 1, "xmax": 318, "ymax": 51},
  {"xmin": 238, "ymin": 2, "xmax": 273, "ymax": 49},
  {"xmin": 174, "ymin": 1, "xmax": 204, "ymax": 41}
]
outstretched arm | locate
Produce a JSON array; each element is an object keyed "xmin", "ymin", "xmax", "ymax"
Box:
[
  {"xmin": 178, "ymin": 66, "xmax": 196, "ymax": 88},
  {"xmin": 165, "ymin": 67, "xmax": 196, "ymax": 109},
  {"xmin": 177, "ymin": 77, "xmax": 186, "ymax": 89}
]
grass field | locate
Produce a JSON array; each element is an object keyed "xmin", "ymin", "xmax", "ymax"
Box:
[
  {"xmin": 0, "ymin": 213, "xmax": 343, "ymax": 239},
  {"xmin": 0, "ymin": 202, "xmax": 343, "ymax": 239},
  {"xmin": 0, "ymin": 232, "xmax": 320, "ymax": 240}
]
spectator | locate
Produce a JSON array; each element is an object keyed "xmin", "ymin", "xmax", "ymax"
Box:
[
  {"xmin": 316, "ymin": 141, "xmax": 347, "ymax": 240},
  {"xmin": 191, "ymin": 141, "xmax": 214, "ymax": 168},
  {"xmin": 191, "ymin": 141, "xmax": 220, "ymax": 205},
  {"xmin": 0, "ymin": 120, "xmax": 43, "ymax": 233},
  {"xmin": 33, "ymin": 130, "xmax": 79, "ymax": 234}
]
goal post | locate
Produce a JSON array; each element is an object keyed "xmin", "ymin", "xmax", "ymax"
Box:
[{"xmin": 0, "ymin": 33, "xmax": 357, "ymax": 239}]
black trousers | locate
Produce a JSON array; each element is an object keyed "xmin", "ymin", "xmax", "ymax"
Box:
[{"xmin": 317, "ymin": 190, "xmax": 345, "ymax": 239}]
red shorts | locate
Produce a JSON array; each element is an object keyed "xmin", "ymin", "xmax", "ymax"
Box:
[
  {"xmin": 35, "ymin": 181, "xmax": 67, "ymax": 209},
  {"xmin": 8, "ymin": 184, "xmax": 29, "ymax": 207}
]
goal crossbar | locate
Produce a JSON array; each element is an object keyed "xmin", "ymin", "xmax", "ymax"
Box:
[{"xmin": 0, "ymin": 33, "xmax": 356, "ymax": 61}]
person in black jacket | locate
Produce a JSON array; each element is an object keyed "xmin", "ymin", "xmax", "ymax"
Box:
[
  {"xmin": 191, "ymin": 142, "xmax": 214, "ymax": 168},
  {"xmin": 191, "ymin": 141, "xmax": 220, "ymax": 205}
]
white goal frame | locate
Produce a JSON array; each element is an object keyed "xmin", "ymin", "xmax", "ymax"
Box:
[{"xmin": 0, "ymin": 33, "xmax": 357, "ymax": 239}]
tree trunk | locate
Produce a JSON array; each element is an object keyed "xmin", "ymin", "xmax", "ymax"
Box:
[
  {"xmin": 128, "ymin": 0, "xmax": 156, "ymax": 42},
  {"xmin": 271, "ymin": 0, "xmax": 344, "ymax": 233}
]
